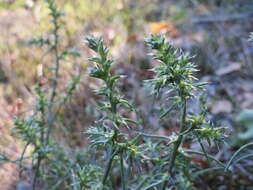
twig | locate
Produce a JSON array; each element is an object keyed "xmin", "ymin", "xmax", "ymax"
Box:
[{"xmin": 191, "ymin": 12, "xmax": 253, "ymax": 24}]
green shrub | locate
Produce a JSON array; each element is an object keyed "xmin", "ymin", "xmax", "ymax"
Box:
[
  {"xmin": 84, "ymin": 35, "xmax": 226, "ymax": 189},
  {"xmin": 5, "ymin": 1, "xmax": 253, "ymax": 190},
  {"xmin": 1, "ymin": 0, "xmax": 82, "ymax": 189}
]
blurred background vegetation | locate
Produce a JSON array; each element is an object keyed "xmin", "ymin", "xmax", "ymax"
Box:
[{"xmin": 0, "ymin": 0, "xmax": 253, "ymax": 189}]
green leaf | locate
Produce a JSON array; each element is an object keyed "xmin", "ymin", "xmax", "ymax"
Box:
[
  {"xmin": 124, "ymin": 118, "xmax": 139, "ymax": 126},
  {"xmin": 119, "ymin": 99, "xmax": 134, "ymax": 110},
  {"xmin": 89, "ymin": 57, "xmax": 102, "ymax": 64},
  {"xmin": 160, "ymin": 104, "xmax": 176, "ymax": 119}
]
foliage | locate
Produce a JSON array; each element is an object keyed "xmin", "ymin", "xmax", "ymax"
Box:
[
  {"xmin": 1, "ymin": 30, "xmax": 228, "ymax": 189},
  {"xmin": 85, "ymin": 36, "xmax": 141, "ymax": 189},
  {"xmin": 84, "ymin": 35, "xmax": 227, "ymax": 189},
  {"xmin": 1, "ymin": 0, "xmax": 82, "ymax": 189},
  {"xmin": 144, "ymin": 34, "xmax": 226, "ymax": 188},
  {"xmin": 2, "ymin": 1, "xmax": 253, "ymax": 189}
]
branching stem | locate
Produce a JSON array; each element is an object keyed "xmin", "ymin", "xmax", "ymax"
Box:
[
  {"xmin": 169, "ymin": 99, "xmax": 187, "ymax": 173},
  {"xmin": 120, "ymin": 150, "xmax": 126, "ymax": 190},
  {"xmin": 162, "ymin": 99, "xmax": 187, "ymax": 188}
]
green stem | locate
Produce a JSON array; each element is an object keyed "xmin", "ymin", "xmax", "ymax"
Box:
[
  {"xmin": 233, "ymin": 152, "xmax": 253, "ymax": 165},
  {"xmin": 139, "ymin": 132, "xmax": 172, "ymax": 140},
  {"xmin": 136, "ymin": 176, "xmax": 150, "ymax": 190},
  {"xmin": 120, "ymin": 151, "xmax": 126, "ymax": 190},
  {"xmin": 19, "ymin": 142, "xmax": 30, "ymax": 176},
  {"xmin": 225, "ymin": 142, "xmax": 253, "ymax": 171},
  {"xmin": 184, "ymin": 150, "xmax": 225, "ymax": 168},
  {"xmin": 46, "ymin": 10, "xmax": 61, "ymax": 145},
  {"xmin": 168, "ymin": 99, "xmax": 187, "ymax": 173},
  {"xmin": 192, "ymin": 167, "xmax": 224, "ymax": 179},
  {"xmin": 33, "ymin": 155, "xmax": 42, "ymax": 190},
  {"xmin": 194, "ymin": 132, "xmax": 211, "ymax": 164},
  {"xmin": 102, "ymin": 149, "xmax": 118, "ymax": 187},
  {"xmin": 163, "ymin": 99, "xmax": 187, "ymax": 189}
]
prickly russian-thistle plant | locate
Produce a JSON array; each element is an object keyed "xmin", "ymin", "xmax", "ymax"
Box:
[
  {"xmin": 86, "ymin": 35, "xmax": 226, "ymax": 190},
  {"xmin": 1, "ymin": 0, "xmax": 82, "ymax": 189},
  {"xmin": 85, "ymin": 36, "xmax": 140, "ymax": 190},
  {"xmin": 0, "ymin": 4, "xmax": 228, "ymax": 187},
  {"xmin": 145, "ymin": 34, "xmax": 226, "ymax": 188}
]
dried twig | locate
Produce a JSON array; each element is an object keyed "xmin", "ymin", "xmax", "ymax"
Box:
[{"xmin": 191, "ymin": 12, "xmax": 253, "ymax": 24}]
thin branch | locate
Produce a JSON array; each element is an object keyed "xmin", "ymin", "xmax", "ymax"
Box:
[{"xmin": 191, "ymin": 12, "xmax": 253, "ymax": 24}]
